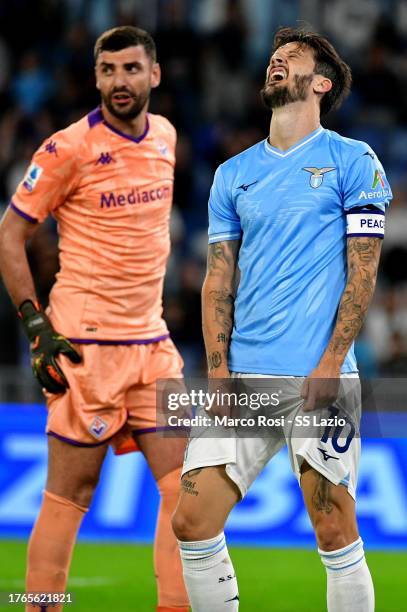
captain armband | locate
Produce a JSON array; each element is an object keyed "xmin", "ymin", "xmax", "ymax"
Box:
[{"xmin": 346, "ymin": 206, "xmax": 385, "ymax": 239}]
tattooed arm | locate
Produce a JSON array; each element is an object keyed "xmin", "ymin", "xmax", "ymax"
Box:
[
  {"xmin": 302, "ymin": 236, "xmax": 382, "ymax": 409},
  {"xmin": 202, "ymin": 240, "xmax": 240, "ymax": 377},
  {"xmin": 324, "ymin": 236, "xmax": 382, "ymax": 363}
]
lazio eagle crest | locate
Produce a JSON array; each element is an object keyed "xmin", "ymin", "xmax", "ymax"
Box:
[{"xmin": 303, "ymin": 167, "xmax": 336, "ymax": 189}]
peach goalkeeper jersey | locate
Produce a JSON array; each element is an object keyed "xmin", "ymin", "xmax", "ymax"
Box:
[{"xmin": 12, "ymin": 108, "xmax": 176, "ymax": 342}]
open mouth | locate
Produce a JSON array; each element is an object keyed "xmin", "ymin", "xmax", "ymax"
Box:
[
  {"xmin": 111, "ymin": 93, "xmax": 133, "ymax": 104},
  {"xmin": 269, "ymin": 68, "xmax": 288, "ymax": 83}
]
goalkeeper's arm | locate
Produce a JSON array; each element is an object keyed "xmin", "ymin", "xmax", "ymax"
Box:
[{"xmin": 0, "ymin": 206, "xmax": 81, "ymax": 393}]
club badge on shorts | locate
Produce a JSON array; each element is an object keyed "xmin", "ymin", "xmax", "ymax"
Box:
[{"xmin": 89, "ymin": 416, "xmax": 108, "ymax": 439}]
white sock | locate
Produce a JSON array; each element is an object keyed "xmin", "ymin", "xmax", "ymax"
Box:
[
  {"xmin": 319, "ymin": 537, "xmax": 375, "ymax": 612},
  {"xmin": 178, "ymin": 532, "xmax": 239, "ymax": 611}
]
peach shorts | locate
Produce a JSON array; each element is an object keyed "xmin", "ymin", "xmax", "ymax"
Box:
[{"xmin": 45, "ymin": 337, "xmax": 183, "ymax": 454}]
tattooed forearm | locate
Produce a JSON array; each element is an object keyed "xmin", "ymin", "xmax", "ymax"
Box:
[
  {"xmin": 208, "ymin": 351, "xmax": 222, "ymax": 370},
  {"xmin": 205, "ymin": 290, "xmax": 233, "ymax": 371},
  {"xmin": 202, "ymin": 240, "xmax": 240, "ymax": 374},
  {"xmin": 326, "ymin": 237, "xmax": 382, "ymax": 358},
  {"xmin": 312, "ymin": 473, "xmax": 333, "ymax": 514},
  {"xmin": 209, "ymin": 289, "xmax": 234, "ymax": 331}
]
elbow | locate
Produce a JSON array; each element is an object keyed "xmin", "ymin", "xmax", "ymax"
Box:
[
  {"xmin": 201, "ymin": 277, "xmax": 212, "ymax": 308},
  {"xmin": 201, "ymin": 280, "xmax": 235, "ymax": 314},
  {"xmin": 201, "ymin": 276, "xmax": 211, "ymax": 298},
  {"xmin": 0, "ymin": 225, "xmax": 20, "ymax": 269},
  {"xmin": 201, "ymin": 275, "xmax": 234, "ymax": 300}
]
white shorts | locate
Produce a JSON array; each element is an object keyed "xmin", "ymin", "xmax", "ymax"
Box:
[{"xmin": 182, "ymin": 374, "xmax": 361, "ymax": 500}]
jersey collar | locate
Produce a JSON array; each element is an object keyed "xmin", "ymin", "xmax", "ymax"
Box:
[
  {"xmin": 87, "ymin": 106, "xmax": 150, "ymax": 144},
  {"xmin": 264, "ymin": 126, "xmax": 324, "ymax": 158}
]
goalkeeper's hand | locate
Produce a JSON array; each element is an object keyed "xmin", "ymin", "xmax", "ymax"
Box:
[{"xmin": 18, "ymin": 299, "xmax": 82, "ymax": 394}]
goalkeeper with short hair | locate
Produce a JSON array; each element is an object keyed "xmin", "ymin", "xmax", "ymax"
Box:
[{"xmin": 0, "ymin": 26, "xmax": 189, "ymax": 612}]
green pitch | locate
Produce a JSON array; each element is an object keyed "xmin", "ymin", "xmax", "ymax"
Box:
[{"xmin": 0, "ymin": 541, "xmax": 405, "ymax": 611}]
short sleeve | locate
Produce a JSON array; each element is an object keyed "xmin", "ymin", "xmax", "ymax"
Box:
[
  {"xmin": 342, "ymin": 148, "xmax": 392, "ymax": 239},
  {"xmin": 208, "ymin": 165, "xmax": 242, "ymax": 244},
  {"xmin": 11, "ymin": 131, "xmax": 78, "ymax": 224}
]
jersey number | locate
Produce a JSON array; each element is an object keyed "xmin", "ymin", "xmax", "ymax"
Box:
[{"xmin": 320, "ymin": 406, "xmax": 355, "ymax": 453}]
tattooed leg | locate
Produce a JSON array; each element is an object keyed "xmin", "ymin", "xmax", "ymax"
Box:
[
  {"xmin": 181, "ymin": 469, "xmax": 203, "ymax": 497},
  {"xmin": 173, "ymin": 466, "xmax": 240, "ymax": 540},
  {"xmin": 300, "ymin": 462, "xmax": 358, "ymax": 551},
  {"xmin": 300, "ymin": 466, "xmax": 374, "ymax": 611},
  {"xmin": 174, "ymin": 464, "xmax": 240, "ymax": 611},
  {"xmin": 312, "ymin": 473, "xmax": 334, "ymax": 514}
]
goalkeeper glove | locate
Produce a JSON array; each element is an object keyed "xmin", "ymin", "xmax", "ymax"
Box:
[{"xmin": 18, "ymin": 299, "xmax": 81, "ymax": 394}]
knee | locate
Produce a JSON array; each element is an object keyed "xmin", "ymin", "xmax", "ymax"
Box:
[
  {"xmin": 29, "ymin": 567, "xmax": 68, "ymax": 586},
  {"xmin": 171, "ymin": 508, "xmax": 198, "ymax": 541},
  {"xmin": 314, "ymin": 517, "xmax": 349, "ymax": 551},
  {"xmin": 172, "ymin": 507, "xmax": 218, "ymax": 542}
]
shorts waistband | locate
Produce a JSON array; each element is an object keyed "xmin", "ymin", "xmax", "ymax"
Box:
[{"xmin": 67, "ymin": 334, "xmax": 170, "ymax": 346}]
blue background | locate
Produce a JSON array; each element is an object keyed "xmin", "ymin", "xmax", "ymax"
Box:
[{"xmin": 0, "ymin": 403, "xmax": 406, "ymax": 549}]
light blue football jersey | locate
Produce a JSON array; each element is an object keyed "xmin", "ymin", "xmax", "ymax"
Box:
[{"xmin": 208, "ymin": 126, "xmax": 392, "ymax": 375}]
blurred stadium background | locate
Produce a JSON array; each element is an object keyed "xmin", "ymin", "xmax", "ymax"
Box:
[{"xmin": 0, "ymin": 0, "xmax": 406, "ymax": 610}]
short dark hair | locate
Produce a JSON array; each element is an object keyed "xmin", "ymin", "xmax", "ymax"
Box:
[
  {"xmin": 273, "ymin": 27, "xmax": 352, "ymax": 115},
  {"xmin": 94, "ymin": 26, "xmax": 157, "ymax": 62}
]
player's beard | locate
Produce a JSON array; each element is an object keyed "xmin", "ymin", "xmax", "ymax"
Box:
[
  {"xmin": 261, "ymin": 73, "xmax": 314, "ymax": 110},
  {"xmin": 102, "ymin": 88, "xmax": 150, "ymax": 121}
]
